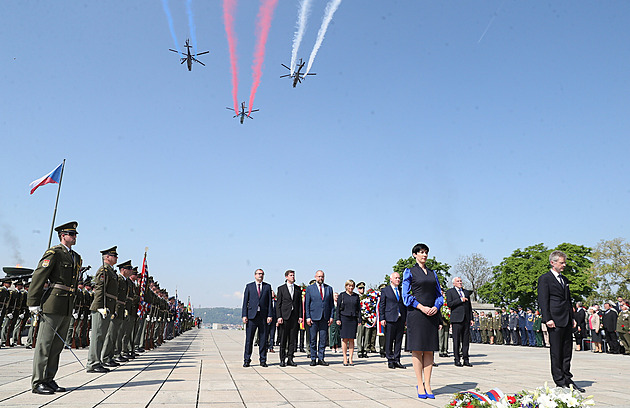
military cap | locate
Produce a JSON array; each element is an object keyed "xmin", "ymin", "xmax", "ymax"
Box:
[
  {"xmin": 309, "ymin": 279, "xmax": 316, "ymax": 285},
  {"xmin": 55, "ymin": 221, "xmax": 78, "ymax": 234},
  {"xmin": 100, "ymin": 246, "xmax": 118, "ymax": 256},
  {"xmin": 378, "ymin": 283, "xmax": 387, "ymax": 290},
  {"xmin": 130, "ymin": 266, "xmax": 139, "ymax": 275},
  {"xmin": 15, "ymin": 280, "xmax": 24, "ymax": 286},
  {"xmin": 117, "ymin": 260, "xmax": 133, "ymax": 270},
  {"xmin": 357, "ymin": 281, "xmax": 366, "ymax": 289}
]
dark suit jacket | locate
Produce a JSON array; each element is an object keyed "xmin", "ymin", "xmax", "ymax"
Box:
[
  {"xmin": 304, "ymin": 283, "xmax": 334, "ymax": 322},
  {"xmin": 379, "ymin": 285, "xmax": 407, "ymax": 323},
  {"xmin": 602, "ymin": 308, "xmax": 618, "ymax": 332},
  {"xmin": 241, "ymin": 281, "xmax": 273, "ymax": 320},
  {"xmin": 537, "ymin": 271, "xmax": 574, "ymax": 328},
  {"xmin": 446, "ymin": 287, "xmax": 472, "ymax": 324},
  {"xmin": 276, "ymin": 283, "xmax": 302, "ymax": 321},
  {"xmin": 575, "ymin": 307, "xmax": 586, "ymax": 330}
]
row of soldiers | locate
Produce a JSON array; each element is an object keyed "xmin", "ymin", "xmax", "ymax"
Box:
[
  {"xmin": 0, "ymin": 277, "xmax": 30, "ymax": 347},
  {"xmin": 12, "ymin": 221, "xmax": 194, "ymax": 395},
  {"xmin": 468, "ymin": 307, "xmax": 546, "ymax": 346}
]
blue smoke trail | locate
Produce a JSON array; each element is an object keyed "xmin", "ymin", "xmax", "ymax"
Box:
[
  {"xmin": 162, "ymin": 0, "xmax": 181, "ymax": 54},
  {"xmin": 186, "ymin": 0, "xmax": 198, "ymax": 53}
]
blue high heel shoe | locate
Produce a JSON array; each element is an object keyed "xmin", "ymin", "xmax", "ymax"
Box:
[
  {"xmin": 416, "ymin": 385, "xmax": 427, "ymax": 399},
  {"xmin": 425, "ymin": 391, "xmax": 435, "ymax": 399}
]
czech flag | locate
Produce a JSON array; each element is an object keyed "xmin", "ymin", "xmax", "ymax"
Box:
[{"xmin": 29, "ymin": 162, "xmax": 63, "ymax": 194}]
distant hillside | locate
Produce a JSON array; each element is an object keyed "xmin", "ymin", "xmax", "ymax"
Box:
[{"xmin": 195, "ymin": 308, "xmax": 242, "ymax": 325}]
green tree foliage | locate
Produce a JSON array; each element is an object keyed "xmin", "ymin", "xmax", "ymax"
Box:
[
  {"xmin": 589, "ymin": 238, "xmax": 630, "ymax": 301},
  {"xmin": 391, "ymin": 256, "xmax": 451, "ymax": 288},
  {"xmin": 477, "ymin": 243, "xmax": 593, "ymax": 309}
]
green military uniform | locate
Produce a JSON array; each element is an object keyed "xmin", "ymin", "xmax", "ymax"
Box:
[
  {"xmin": 1, "ymin": 283, "xmax": 19, "ymax": 345},
  {"xmin": 617, "ymin": 307, "xmax": 630, "ymax": 355},
  {"xmin": 26, "ymin": 221, "xmax": 82, "ymax": 393},
  {"xmin": 11, "ymin": 282, "xmax": 29, "ymax": 346},
  {"xmin": 86, "ymin": 247, "xmax": 119, "ymax": 372},
  {"xmin": 121, "ymin": 272, "xmax": 138, "ymax": 357},
  {"xmin": 64, "ymin": 279, "xmax": 83, "ymax": 346},
  {"xmin": 493, "ymin": 312, "xmax": 503, "ymax": 345},
  {"xmin": 533, "ymin": 313, "xmax": 543, "ymax": 347},
  {"xmin": 102, "ymin": 262, "xmax": 129, "ymax": 364},
  {"xmin": 479, "ymin": 313, "xmax": 488, "ymax": 344}
]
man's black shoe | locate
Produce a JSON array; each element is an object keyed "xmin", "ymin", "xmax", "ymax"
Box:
[
  {"xmin": 567, "ymin": 382, "xmax": 585, "ymax": 393},
  {"xmin": 87, "ymin": 365, "xmax": 109, "ymax": 373},
  {"xmin": 103, "ymin": 361, "xmax": 120, "ymax": 367},
  {"xmin": 279, "ymin": 361, "xmax": 286, "ymax": 367},
  {"xmin": 47, "ymin": 380, "xmax": 66, "ymax": 392},
  {"xmin": 380, "ymin": 352, "xmax": 386, "ymax": 358},
  {"xmin": 114, "ymin": 357, "xmax": 128, "ymax": 363},
  {"xmin": 318, "ymin": 360, "xmax": 329, "ymax": 366},
  {"xmin": 26, "ymin": 345, "xmax": 32, "ymax": 349},
  {"xmin": 260, "ymin": 362, "xmax": 268, "ymax": 367},
  {"xmin": 136, "ymin": 348, "xmax": 145, "ymax": 353},
  {"xmin": 243, "ymin": 362, "xmax": 250, "ymax": 367},
  {"xmin": 463, "ymin": 362, "xmax": 473, "ymax": 367},
  {"xmin": 287, "ymin": 359, "xmax": 297, "ymax": 366},
  {"xmin": 388, "ymin": 363, "xmax": 395, "ymax": 369},
  {"xmin": 394, "ymin": 362, "xmax": 406, "ymax": 369},
  {"xmin": 32, "ymin": 383, "xmax": 55, "ymax": 395},
  {"xmin": 454, "ymin": 361, "xmax": 463, "ymax": 367},
  {"xmin": 310, "ymin": 360, "xmax": 317, "ymax": 366}
]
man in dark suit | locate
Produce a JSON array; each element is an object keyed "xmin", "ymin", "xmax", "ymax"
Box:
[
  {"xmin": 602, "ymin": 301, "xmax": 619, "ymax": 354},
  {"xmin": 446, "ymin": 276, "xmax": 473, "ymax": 367},
  {"xmin": 304, "ymin": 270, "xmax": 334, "ymax": 366},
  {"xmin": 538, "ymin": 250, "xmax": 584, "ymax": 392},
  {"xmin": 241, "ymin": 269, "xmax": 273, "ymax": 367},
  {"xmin": 379, "ymin": 272, "xmax": 407, "ymax": 369},
  {"xmin": 574, "ymin": 302, "xmax": 586, "ymax": 351},
  {"xmin": 276, "ymin": 270, "xmax": 302, "ymax": 367}
]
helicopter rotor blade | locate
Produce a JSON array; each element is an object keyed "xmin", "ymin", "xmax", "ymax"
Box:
[
  {"xmin": 281, "ymin": 64, "xmax": 290, "ymax": 70},
  {"xmin": 192, "ymin": 57, "xmax": 206, "ymax": 66},
  {"xmin": 195, "ymin": 51, "xmax": 210, "ymax": 56}
]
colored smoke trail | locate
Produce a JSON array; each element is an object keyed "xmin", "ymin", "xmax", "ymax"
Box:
[
  {"xmin": 290, "ymin": 0, "xmax": 312, "ymax": 75},
  {"xmin": 161, "ymin": 0, "xmax": 181, "ymax": 54},
  {"xmin": 186, "ymin": 0, "xmax": 198, "ymax": 53},
  {"xmin": 248, "ymin": 0, "xmax": 279, "ymax": 115},
  {"xmin": 223, "ymin": 0, "xmax": 239, "ymax": 114},
  {"xmin": 305, "ymin": 0, "xmax": 342, "ymax": 75}
]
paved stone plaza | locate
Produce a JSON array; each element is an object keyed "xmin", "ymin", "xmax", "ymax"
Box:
[{"xmin": 0, "ymin": 329, "xmax": 626, "ymax": 407}]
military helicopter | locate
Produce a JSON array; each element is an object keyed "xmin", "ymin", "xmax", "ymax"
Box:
[
  {"xmin": 169, "ymin": 39, "xmax": 209, "ymax": 71},
  {"xmin": 226, "ymin": 102, "xmax": 259, "ymax": 124},
  {"xmin": 280, "ymin": 58, "xmax": 316, "ymax": 87}
]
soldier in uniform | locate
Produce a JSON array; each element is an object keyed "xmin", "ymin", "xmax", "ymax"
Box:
[
  {"xmin": 11, "ymin": 279, "xmax": 30, "ymax": 346},
  {"xmin": 355, "ymin": 282, "xmax": 368, "ymax": 358},
  {"xmin": 86, "ymin": 246, "xmax": 119, "ymax": 373},
  {"xmin": 64, "ymin": 277, "xmax": 83, "ymax": 347},
  {"xmin": 0, "ymin": 278, "xmax": 11, "ymax": 343},
  {"xmin": 479, "ymin": 311, "xmax": 488, "ymax": 344},
  {"xmin": 102, "ymin": 260, "xmax": 131, "ymax": 366},
  {"xmin": 509, "ymin": 308, "xmax": 519, "ymax": 345},
  {"xmin": 525, "ymin": 308, "xmax": 535, "ymax": 346},
  {"xmin": 493, "ymin": 310, "xmax": 503, "ymax": 345},
  {"xmin": 533, "ymin": 310, "xmax": 544, "ymax": 347},
  {"xmin": 501, "ymin": 307, "xmax": 510, "ymax": 345},
  {"xmin": 518, "ymin": 306, "xmax": 527, "ymax": 346},
  {"xmin": 80, "ymin": 277, "xmax": 93, "ymax": 348},
  {"xmin": 1, "ymin": 278, "xmax": 19, "ymax": 346},
  {"xmin": 27, "ymin": 221, "xmax": 82, "ymax": 394},
  {"xmin": 471, "ymin": 311, "xmax": 480, "ymax": 343},
  {"xmin": 121, "ymin": 267, "xmax": 139, "ymax": 358}
]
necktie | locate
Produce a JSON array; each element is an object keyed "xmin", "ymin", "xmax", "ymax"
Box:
[
  {"xmin": 289, "ymin": 284, "xmax": 293, "ymax": 299},
  {"xmin": 319, "ymin": 284, "xmax": 323, "ymax": 300},
  {"xmin": 458, "ymin": 288, "xmax": 464, "ymax": 298},
  {"xmin": 394, "ymin": 287, "xmax": 400, "ymax": 301},
  {"xmin": 557, "ymin": 274, "xmax": 564, "ymax": 287},
  {"xmin": 257, "ymin": 283, "xmax": 261, "ymax": 297}
]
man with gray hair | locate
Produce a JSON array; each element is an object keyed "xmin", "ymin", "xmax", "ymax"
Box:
[
  {"xmin": 446, "ymin": 276, "xmax": 473, "ymax": 367},
  {"xmin": 537, "ymin": 250, "xmax": 584, "ymax": 392}
]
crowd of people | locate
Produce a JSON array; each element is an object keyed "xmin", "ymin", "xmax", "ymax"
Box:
[
  {"xmin": 462, "ymin": 299, "xmax": 630, "ymax": 356},
  {"xmin": 0, "ymin": 221, "xmax": 198, "ymax": 395},
  {"xmin": 241, "ymin": 245, "xmax": 630, "ymax": 399}
]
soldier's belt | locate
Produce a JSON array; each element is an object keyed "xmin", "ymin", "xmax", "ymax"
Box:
[
  {"xmin": 105, "ymin": 293, "xmax": 118, "ymax": 300},
  {"xmin": 117, "ymin": 300, "xmax": 125, "ymax": 305},
  {"xmin": 52, "ymin": 283, "xmax": 73, "ymax": 292}
]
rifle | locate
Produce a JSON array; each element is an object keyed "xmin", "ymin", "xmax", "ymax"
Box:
[
  {"xmin": 71, "ymin": 265, "xmax": 91, "ymax": 349},
  {"xmin": 32, "ymin": 312, "xmax": 40, "ymax": 347}
]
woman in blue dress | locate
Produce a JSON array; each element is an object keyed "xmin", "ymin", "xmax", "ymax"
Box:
[{"xmin": 403, "ymin": 243, "xmax": 444, "ymax": 399}]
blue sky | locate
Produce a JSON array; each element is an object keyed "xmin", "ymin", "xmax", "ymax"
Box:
[{"xmin": 1, "ymin": 1, "xmax": 628, "ymax": 308}]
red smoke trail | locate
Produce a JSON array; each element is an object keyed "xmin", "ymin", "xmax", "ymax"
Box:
[
  {"xmin": 223, "ymin": 0, "xmax": 239, "ymax": 114},
  {"xmin": 248, "ymin": 0, "xmax": 279, "ymax": 115}
]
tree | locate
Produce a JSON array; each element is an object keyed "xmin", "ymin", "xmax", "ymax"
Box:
[
  {"xmin": 589, "ymin": 238, "xmax": 630, "ymax": 301},
  {"xmin": 392, "ymin": 256, "xmax": 451, "ymax": 288},
  {"xmin": 452, "ymin": 253, "xmax": 492, "ymax": 301},
  {"xmin": 477, "ymin": 243, "xmax": 593, "ymax": 309}
]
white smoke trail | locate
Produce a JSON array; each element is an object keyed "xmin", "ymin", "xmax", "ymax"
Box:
[
  {"xmin": 305, "ymin": 0, "xmax": 342, "ymax": 75},
  {"xmin": 186, "ymin": 0, "xmax": 198, "ymax": 53},
  {"xmin": 290, "ymin": 0, "xmax": 312, "ymax": 75}
]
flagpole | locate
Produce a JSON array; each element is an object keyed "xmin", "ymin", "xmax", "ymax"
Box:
[{"xmin": 47, "ymin": 159, "xmax": 66, "ymax": 248}]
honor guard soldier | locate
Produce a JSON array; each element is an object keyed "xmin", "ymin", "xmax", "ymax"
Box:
[
  {"xmin": 11, "ymin": 279, "xmax": 29, "ymax": 346},
  {"xmin": 1, "ymin": 278, "xmax": 19, "ymax": 346},
  {"xmin": 121, "ymin": 267, "xmax": 139, "ymax": 358},
  {"xmin": 102, "ymin": 260, "xmax": 131, "ymax": 366},
  {"xmin": 86, "ymin": 246, "xmax": 119, "ymax": 373},
  {"xmin": 27, "ymin": 221, "xmax": 82, "ymax": 395},
  {"xmin": 80, "ymin": 276, "xmax": 94, "ymax": 348}
]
